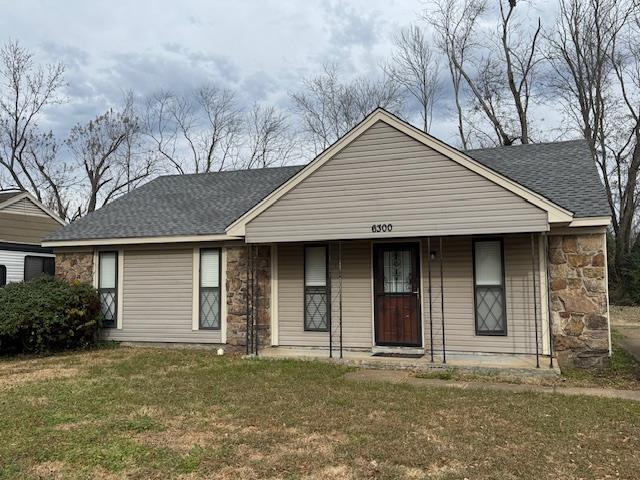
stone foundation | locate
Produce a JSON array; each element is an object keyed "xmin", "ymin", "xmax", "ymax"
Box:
[
  {"xmin": 55, "ymin": 251, "xmax": 94, "ymax": 284},
  {"xmin": 226, "ymin": 245, "xmax": 271, "ymax": 352},
  {"xmin": 548, "ymin": 234, "xmax": 610, "ymax": 369}
]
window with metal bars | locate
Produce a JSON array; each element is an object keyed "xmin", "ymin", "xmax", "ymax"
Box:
[
  {"xmin": 473, "ymin": 239, "xmax": 507, "ymax": 336},
  {"xmin": 199, "ymin": 248, "xmax": 221, "ymax": 330},
  {"xmin": 304, "ymin": 245, "xmax": 329, "ymax": 331},
  {"xmin": 98, "ymin": 251, "xmax": 118, "ymax": 328}
]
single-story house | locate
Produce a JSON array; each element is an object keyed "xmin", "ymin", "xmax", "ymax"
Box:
[
  {"xmin": 0, "ymin": 190, "xmax": 65, "ymax": 286},
  {"xmin": 43, "ymin": 109, "xmax": 612, "ymax": 369}
]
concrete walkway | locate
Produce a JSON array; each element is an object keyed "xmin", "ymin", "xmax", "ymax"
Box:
[
  {"xmin": 615, "ymin": 326, "xmax": 640, "ymax": 363},
  {"xmin": 345, "ymin": 369, "xmax": 640, "ymax": 402}
]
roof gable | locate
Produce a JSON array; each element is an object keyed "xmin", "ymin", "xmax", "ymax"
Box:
[
  {"xmin": 243, "ymin": 120, "xmax": 550, "ymax": 242},
  {"xmin": 227, "ymin": 109, "xmax": 574, "ymax": 237},
  {"xmin": 0, "ymin": 191, "xmax": 66, "ymax": 226}
]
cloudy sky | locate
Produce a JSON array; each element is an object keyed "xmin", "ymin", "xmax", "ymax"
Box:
[{"xmin": 1, "ymin": 0, "xmax": 560, "ymax": 147}]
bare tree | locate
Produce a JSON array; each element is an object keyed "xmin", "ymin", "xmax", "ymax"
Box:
[
  {"xmin": 0, "ymin": 40, "xmax": 69, "ymax": 212},
  {"xmin": 290, "ymin": 64, "xmax": 404, "ymax": 153},
  {"xmin": 385, "ymin": 25, "xmax": 441, "ymax": 132},
  {"xmin": 68, "ymin": 104, "xmax": 151, "ymax": 216},
  {"xmin": 428, "ymin": 0, "xmax": 487, "ymax": 148},
  {"xmin": 143, "ymin": 85, "xmax": 242, "ymax": 174},
  {"xmin": 546, "ymin": 0, "xmax": 635, "ymax": 275},
  {"xmin": 429, "ymin": 0, "xmax": 542, "ymax": 146},
  {"xmin": 497, "ymin": 0, "xmax": 542, "ymax": 144},
  {"xmin": 245, "ymin": 104, "xmax": 295, "ymax": 169},
  {"xmin": 27, "ymin": 132, "xmax": 73, "ymax": 219},
  {"xmin": 610, "ymin": 6, "xmax": 640, "ymax": 272}
]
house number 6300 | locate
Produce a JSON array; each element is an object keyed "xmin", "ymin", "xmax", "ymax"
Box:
[{"xmin": 371, "ymin": 223, "xmax": 393, "ymax": 233}]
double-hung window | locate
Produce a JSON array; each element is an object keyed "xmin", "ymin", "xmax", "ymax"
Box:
[
  {"xmin": 98, "ymin": 251, "xmax": 118, "ymax": 328},
  {"xmin": 304, "ymin": 245, "xmax": 329, "ymax": 331},
  {"xmin": 473, "ymin": 239, "xmax": 506, "ymax": 336},
  {"xmin": 199, "ymin": 249, "xmax": 221, "ymax": 330},
  {"xmin": 0, "ymin": 265, "xmax": 6, "ymax": 287}
]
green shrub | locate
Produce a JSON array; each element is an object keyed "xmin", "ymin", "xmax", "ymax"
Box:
[{"xmin": 0, "ymin": 276, "xmax": 101, "ymax": 354}]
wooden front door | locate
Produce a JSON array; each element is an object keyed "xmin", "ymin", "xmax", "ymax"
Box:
[{"xmin": 373, "ymin": 243, "xmax": 421, "ymax": 347}]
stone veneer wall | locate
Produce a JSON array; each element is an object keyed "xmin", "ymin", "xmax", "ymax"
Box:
[
  {"xmin": 548, "ymin": 233, "xmax": 609, "ymax": 369},
  {"xmin": 55, "ymin": 251, "xmax": 94, "ymax": 284},
  {"xmin": 225, "ymin": 245, "xmax": 271, "ymax": 352}
]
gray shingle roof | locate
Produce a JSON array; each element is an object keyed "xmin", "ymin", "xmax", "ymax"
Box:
[
  {"xmin": 45, "ymin": 138, "xmax": 610, "ymax": 242},
  {"xmin": 466, "ymin": 140, "xmax": 611, "ymax": 218},
  {"xmin": 45, "ymin": 166, "xmax": 304, "ymax": 241}
]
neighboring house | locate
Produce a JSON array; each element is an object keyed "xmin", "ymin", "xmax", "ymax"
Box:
[
  {"xmin": 0, "ymin": 190, "xmax": 66, "ymax": 286},
  {"xmin": 43, "ymin": 109, "xmax": 612, "ymax": 369}
]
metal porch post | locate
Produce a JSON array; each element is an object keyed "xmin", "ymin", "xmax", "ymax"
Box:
[
  {"xmin": 245, "ymin": 244, "xmax": 250, "ymax": 355},
  {"xmin": 328, "ymin": 243, "xmax": 332, "ymax": 358},
  {"xmin": 339, "ymin": 240, "xmax": 343, "ymax": 359},
  {"xmin": 254, "ymin": 245, "xmax": 259, "ymax": 356},
  {"xmin": 427, "ymin": 237, "xmax": 434, "ymax": 363},
  {"xmin": 530, "ymin": 233, "xmax": 540, "ymax": 368},
  {"xmin": 543, "ymin": 232, "xmax": 554, "ymax": 368},
  {"xmin": 440, "ymin": 237, "xmax": 446, "ymax": 364}
]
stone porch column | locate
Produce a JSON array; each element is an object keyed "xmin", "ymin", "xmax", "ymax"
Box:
[
  {"xmin": 225, "ymin": 245, "xmax": 271, "ymax": 352},
  {"xmin": 548, "ymin": 233, "xmax": 610, "ymax": 369}
]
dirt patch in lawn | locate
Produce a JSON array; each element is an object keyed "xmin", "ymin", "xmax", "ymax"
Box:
[
  {"xmin": 0, "ymin": 367, "xmax": 79, "ymax": 391},
  {"xmin": 30, "ymin": 460, "xmax": 66, "ymax": 479}
]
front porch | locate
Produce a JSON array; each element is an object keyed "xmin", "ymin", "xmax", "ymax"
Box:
[{"xmin": 244, "ymin": 233, "xmax": 560, "ymax": 371}]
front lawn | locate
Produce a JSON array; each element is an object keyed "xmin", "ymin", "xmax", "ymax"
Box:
[{"xmin": 0, "ymin": 348, "xmax": 639, "ymax": 479}]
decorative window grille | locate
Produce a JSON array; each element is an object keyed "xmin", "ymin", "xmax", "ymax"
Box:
[
  {"xmin": 98, "ymin": 252, "xmax": 118, "ymax": 328},
  {"xmin": 200, "ymin": 249, "xmax": 221, "ymax": 330},
  {"xmin": 304, "ymin": 246, "xmax": 329, "ymax": 331},
  {"xmin": 383, "ymin": 249, "xmax": 412, "ymax": 293},
  {"xmin": 474, "ymin": 240, "xmax": 507, "ymax": 335}
]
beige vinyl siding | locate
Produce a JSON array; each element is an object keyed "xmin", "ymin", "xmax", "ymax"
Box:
[
  {"xmin": 103, "ymin": 247, "xmax": 222, "ymax": 343},
  {"xmin": 246, "ymin": 121, "xmax": 548, "ymax": 243},
  {"xmin": 422, "ymin": 235, "xmax": 543, "ymax": 355},
  {"xmin": 2, "ymin": 197, "xmax": 48, "ymax": 217},
  {"xmin": 0, "ymin": 211, "xmax": 61, "ymax": 244},
  {"xmin": 277, "ymin": 241, "xmax": 372, "ymax": 349}
]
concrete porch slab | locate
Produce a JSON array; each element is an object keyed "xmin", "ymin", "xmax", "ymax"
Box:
[{"xmin": 258, "ymin": 346, "xmax": 560, "ymax": 377}]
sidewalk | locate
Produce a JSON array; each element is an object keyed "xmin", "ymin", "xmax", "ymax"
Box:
[{"xmin": 345, "ymin": 369, "xmax": 640, "ymax": 402}]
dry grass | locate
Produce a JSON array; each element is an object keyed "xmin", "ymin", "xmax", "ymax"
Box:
[
  {"xmin": 0, "ymin": 347, "xmax": 639, "ymax": 479},
  {"xmin": 611, "ymin": 305, "xmax": 640, "ymax": 326}
]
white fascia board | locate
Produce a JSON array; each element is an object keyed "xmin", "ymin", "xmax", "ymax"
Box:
[
  {"xmin": 567, "ymin": 216, "xmax": 611, "ymax": 227},
  {"xmin": 42, "ymin": 234, "xmax": 241, "ymax": 248}
]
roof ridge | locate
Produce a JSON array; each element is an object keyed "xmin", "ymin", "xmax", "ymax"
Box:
[
  {"xmin": 158, "ymin": 164, "xmax": 306, "ymax": 180},
  {"xmin": 465, "ymin": 138, "xmax": 586, "ymax": 153}
]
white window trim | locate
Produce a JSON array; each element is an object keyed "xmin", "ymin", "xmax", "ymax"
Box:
[
  {"xmin": 93, "ymin": 248, "xmax": 123, "ymax": 330},
  {"xmin": 192, "ymin": 247, "xmax": 227, "ymax": 341}
]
